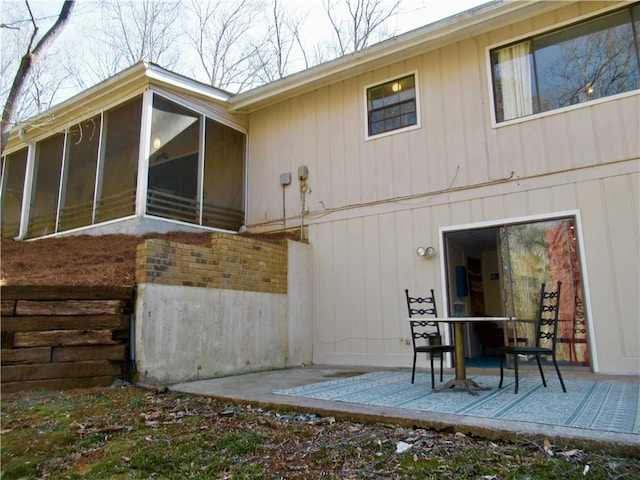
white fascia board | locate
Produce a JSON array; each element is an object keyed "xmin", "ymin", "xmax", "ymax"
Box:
[
  {"xmin": 228, "ymin": 0, "xmax": 568, "ymax": 113},
  {"xmin": 4, "ymin": 62, "xmax": 231, "ymax": 151},
  {"xmin": 144, "ymin": 64, "xmax": 232, "ymax": 104}
]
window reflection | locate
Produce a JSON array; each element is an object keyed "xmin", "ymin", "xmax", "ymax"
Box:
[
  {"xmin": 147, "ymin": 95, "xmax": 200, "ymax": 222},
  {"xmin": 534, "ymin": 9, "xmax": 639, "ymax": 111},
  {"xmin": 492, "ymin": 5, "xmax": 640, "ymax": 122}
]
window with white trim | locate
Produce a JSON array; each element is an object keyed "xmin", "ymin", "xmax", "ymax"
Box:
[
  {"xmin": 366, "ymin": 74, "xmax": 418, "ymax": 137},
  {"xmin": 491, "ymin": 3, "xmax": 640, "ymax": 123}
]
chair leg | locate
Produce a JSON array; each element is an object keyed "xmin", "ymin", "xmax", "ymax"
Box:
[
  {"xmin": 429, "ymin": 354, "xmax": 435, "ymax": 389},
  {"xmin": 499, "ymin": 354, "xmax": 505, "ymax": 388},
  {"xmin": 535, "ymin": 355, "xmax": 547, "ymax": 388},
  {"xmin": 439, "ymin": 353, "xmax": 444, "ymax": 382},
  {"xmin": 513, "ymin": 353, "xmax": 519, "ymax": 394},
  {"xmin": 552, "ymin": 355, "xmax": 567, "ymax": 393},
  {"xmin": 411, "ymin": 353, "xmax": 417, "ymax": 384}
]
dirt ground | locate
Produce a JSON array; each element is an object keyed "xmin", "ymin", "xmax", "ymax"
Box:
[{"xmin": 0, "ymin": 231, "xmax": 299, "ymax": 287}]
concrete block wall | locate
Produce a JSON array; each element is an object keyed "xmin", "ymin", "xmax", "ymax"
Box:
[{"xmin": 136, "ymin": 233, "xmax": 287, "ymax": 294}]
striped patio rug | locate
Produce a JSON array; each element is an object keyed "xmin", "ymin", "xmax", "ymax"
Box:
[{"xmin": 274, "ymin": 371, "xmax": 640, "ymax": 435}]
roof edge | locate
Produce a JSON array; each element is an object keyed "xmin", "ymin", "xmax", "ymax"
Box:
[
  {"xmin": 4, "ymin": 62, "xmax": 231, "ymax": 150},
  {"xmin": 228, "ymin": 0, "xmax": 566, "ymax": 113}
]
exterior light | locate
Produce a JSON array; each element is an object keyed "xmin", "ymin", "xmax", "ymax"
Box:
[{"xmin": 416, "ymin": 246, "xmax": 435, "ymax": 258}]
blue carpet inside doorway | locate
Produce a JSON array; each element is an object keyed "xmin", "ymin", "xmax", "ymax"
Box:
[{"xmin": 274, "ymin": 371, "xmax": 640, "ymax": 435}]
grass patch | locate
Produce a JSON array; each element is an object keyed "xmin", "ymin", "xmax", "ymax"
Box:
[{"xmin": 1, "ymin": 385, "xmax": 639, "ymax": 479}]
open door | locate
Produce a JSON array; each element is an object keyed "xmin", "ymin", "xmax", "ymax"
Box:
[{"xmin": 444, "ymin": 216, "xmax": 589, "ymax": 367}]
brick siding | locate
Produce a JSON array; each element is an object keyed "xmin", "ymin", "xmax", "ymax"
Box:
[{"xmin": 136, "ymin": 233, "xmax": 288, "ymax": 294}]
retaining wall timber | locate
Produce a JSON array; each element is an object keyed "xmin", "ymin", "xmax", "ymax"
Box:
[{"xmin": 1, "ymin": 286, "xmax": 134, "ymax": 393}]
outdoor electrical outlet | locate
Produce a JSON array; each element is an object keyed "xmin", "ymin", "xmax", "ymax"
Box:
[{"xmin": 280, "ymin": 172, "xmax": 291, "ymax": 186}]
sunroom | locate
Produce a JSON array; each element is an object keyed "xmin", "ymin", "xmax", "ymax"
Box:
[{"xmin": 1, "ymin": 63, "xmax": 247, "ymax": 241}]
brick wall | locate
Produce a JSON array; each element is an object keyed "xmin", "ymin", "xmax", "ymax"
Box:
[
  {"xmin": 136, "ymin": 233, "xmax": 288, "ymax": 294},
  {"xmin": 1, "ymin": 286, "xmax": 134, "ymax": 393}
]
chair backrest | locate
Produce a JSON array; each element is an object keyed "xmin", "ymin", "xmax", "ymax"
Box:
[
  {"xmin": 534, "ymin": 281, "xmax": 562, "ymax": 349},
  {"xmin": 405, "ymin": 289, "xmax": 443, "ymax": 346}
]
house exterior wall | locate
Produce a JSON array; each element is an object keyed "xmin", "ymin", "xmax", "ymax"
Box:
[{"xmin": 244, "ymin": 2, "xmax": 639, "ymax": 374}]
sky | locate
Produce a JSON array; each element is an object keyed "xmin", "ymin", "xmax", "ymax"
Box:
[{"xmin": 283, "ymin": 0, "xmax": 491, "ymax": 43}]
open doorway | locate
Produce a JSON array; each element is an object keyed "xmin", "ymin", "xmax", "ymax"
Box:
[{"xmin": 443, "ymin": 216, "xmax": 590, "ymax": 369}]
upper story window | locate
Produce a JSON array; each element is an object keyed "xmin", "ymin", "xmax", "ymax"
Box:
[
  {"xmin": 491, "ymin": 3, "xmax": 640, "ymax": 123},
  {"xmin": 366, "ymin": 73, "xmax": 419, "ymax": 138}
]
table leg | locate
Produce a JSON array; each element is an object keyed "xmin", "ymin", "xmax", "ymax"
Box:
[{"xmin": 437, "ymin": 321, "xmax": 489, "ymax": 395}]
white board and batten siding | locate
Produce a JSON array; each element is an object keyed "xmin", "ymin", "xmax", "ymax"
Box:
[{"xmin": 245, "ymin": 1, "xmax": 639, "ymax": 374}]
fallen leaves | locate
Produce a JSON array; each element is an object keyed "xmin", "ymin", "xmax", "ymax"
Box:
[{"xmin": 1, "ymin": 386, "xmax": 638, "ymax": 479}]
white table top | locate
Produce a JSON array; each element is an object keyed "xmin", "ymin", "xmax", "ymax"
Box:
[{"xmin": 408, "ymin": 316, "xmax": 512, "ymax": 323}]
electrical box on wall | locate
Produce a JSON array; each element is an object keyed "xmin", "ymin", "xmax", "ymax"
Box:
[
  {"xmin": 298, "ymin": 165, "xmax": 309, "ymax": 180},
  {"xmin": 280, "ymin": 172, "xmax": 291, "ymax": 186}
]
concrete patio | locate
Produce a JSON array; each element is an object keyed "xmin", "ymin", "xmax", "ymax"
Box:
[{"xmin": 170, "ymin": 364, "xmax": 640, "ymax": 453}]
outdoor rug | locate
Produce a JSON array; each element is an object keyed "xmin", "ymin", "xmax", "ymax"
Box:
[{"xmin": 274, "ymin": 371, "xmax": 640, "ymax": 435}]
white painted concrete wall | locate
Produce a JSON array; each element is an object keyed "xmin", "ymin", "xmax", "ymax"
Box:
[{"xmin": 286, "ymin": 240, "xmax": 314, "ymax": 367}]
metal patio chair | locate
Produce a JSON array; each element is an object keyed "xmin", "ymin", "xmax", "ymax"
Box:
[
  {"xmin": 405, "ymin": 289, "xmax": 455, "ymax": 389},
  {"xmin": 499, "ymin": 281, "xmax": 567, "ymax": 394}
]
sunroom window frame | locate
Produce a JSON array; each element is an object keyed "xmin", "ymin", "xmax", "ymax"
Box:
[
  {"xmin": 142, "ymin": 89, "xmax": 247, "ymax": 231},
  {"xmin": 487, "ymin": 2, "xmax": 640, "ymax": 128},
  {"xmin": 2, "ymin": 87, "xmax": 247, "ymax": 240},
  {"xmin": 364, "ymin": 70, "xmax": 421, "ymax": 141}
]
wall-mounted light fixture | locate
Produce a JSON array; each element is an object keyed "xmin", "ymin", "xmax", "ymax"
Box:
[{"xmin": 416, "ymin": 246, "xmax": 436, "ymax": 258}]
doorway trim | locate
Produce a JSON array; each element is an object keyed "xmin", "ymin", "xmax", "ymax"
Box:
[{"xmin": 437, "ymin": 209, "xmax": 598, "ymax": 371}]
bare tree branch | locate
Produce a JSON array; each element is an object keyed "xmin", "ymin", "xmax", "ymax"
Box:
[
  {"xmin": 1, "ymin": 0, "xmax": 75, "ymax": 155},
  {"xmin": 322, "ymin": 0, "xmax": 400, "ymax": 56},
  {"xmin": 183, "ymin": 0, "xmax": 260, "ymax": 91}
]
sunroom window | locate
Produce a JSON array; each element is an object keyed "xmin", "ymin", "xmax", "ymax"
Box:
[
  {"xmin": 366, "ymin": 74, "xmax": 418, "ymax": 137},
  {"xmin": 0, "ymin": 148, "xmax": 28, "ymax": 240},
  {"xmin": 491, "ymin": 4, "xmax": 640, "ymax": 122},
  {"xmin": 147, "ymin": 96, "xmax": 200, "ymax": 223},
  {"xmin": 2, "ymin": 90, "xmax": 245, "ymax": 240},
  {"xmin": 27, "ymin": 134, "xmax": 65, "ymax": 237},
  {"xmin": 96, "ymin": 97, "xmax": 142, "ymax": 223},
  {"xmin": 59, "ymin": 116, "xmax": 101, "ymax": 232},
  {"xmin": 147, "ymin": 94, "xmax": 245, "ymax": 231}
]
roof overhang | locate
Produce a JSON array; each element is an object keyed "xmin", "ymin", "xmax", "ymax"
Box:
[
  {"xmin": 4, "ymin": 62, "xmax": 232, "ymax": 152},
  {"xmin": 228, "ymin": 0, "xmax": 570, "ymax": 113}
]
